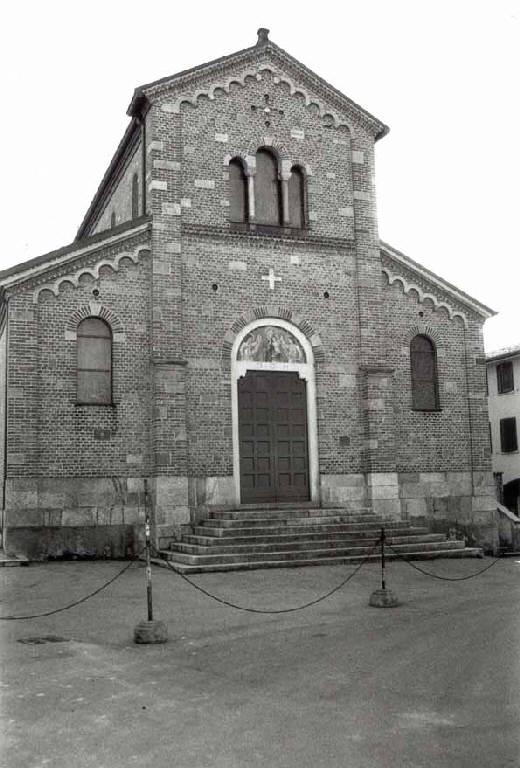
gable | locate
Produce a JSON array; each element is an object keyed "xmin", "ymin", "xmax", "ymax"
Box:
[
  {"xmin": 130, "ymin": 31, "xmax": 388, "ymax": 140},
  {"xmin": 76, "ymin": 30, "xmax": 387, "ymax": 247}
]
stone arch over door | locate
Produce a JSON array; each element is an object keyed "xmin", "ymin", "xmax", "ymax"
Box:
[{"xmin": 230, "ymin": 317, "xmax": 319, "ymax": 506}]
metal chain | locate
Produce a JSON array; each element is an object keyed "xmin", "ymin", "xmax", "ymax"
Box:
[
  {"xmin": 0, "ymin": 558, "xmax": 136, "ymax": 621},
  {"xmin": 385, "ymin": 542, "xmax": 502, "ymax": 581},
  {"xmin": 152, "ymin": 541, "xmax": 381, "ymax": 614}
]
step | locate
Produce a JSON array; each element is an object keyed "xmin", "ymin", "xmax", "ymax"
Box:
[
  {"xmin": 163, "ymin": 540, "xmax": 467, "ymax": 566},
  {"xmin": 182, "ymin": 526, "xmax": 431, "ymax": 547},
  {"xmin": 209, "ymin": 508, "xmax": 376, "ymax": 521},
  {"xmin": 194, "ymin": 523, "xmax": 430, "ymax": 538},
  {"xmin": 156, "ymin": 547, "xmax": 484, "ymax": 574},
  {"xmin": 0, "ymin": 551, "xmax": 29, "ymax": 567},
  {"xmin": 206, "ymin": 502, "xmax": 372, "ymax": 513},
  {"xmin": 200, "ymin": 515, "xmax": 390, "ymax": 529},
  {"xmin": 172, "ymin": 533, "xmax": 448, "ymax": 556}
]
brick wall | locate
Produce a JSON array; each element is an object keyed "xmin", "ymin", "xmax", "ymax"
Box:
[{"xmin": 3, "ymin": 229, "xmax": 152, "ymax": 557}]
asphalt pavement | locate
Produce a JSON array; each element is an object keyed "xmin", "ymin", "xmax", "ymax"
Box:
[{"xmin": 1, "ymin": 555, "xmax": 519, "ymax": 768}]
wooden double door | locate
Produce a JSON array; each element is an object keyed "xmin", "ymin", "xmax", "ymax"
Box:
[{"xmin": 238, "ymin": 371, "xmax": 310, "ymax": 503}]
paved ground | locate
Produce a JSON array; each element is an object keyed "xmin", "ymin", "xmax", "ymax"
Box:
[{"xmin": 0, "ymin": 555, "xmax": 519, "ymax": 768}]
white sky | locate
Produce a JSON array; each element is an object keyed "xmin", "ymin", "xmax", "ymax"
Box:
[{"xmin": 1, "ymin": 0, "xmax": 518, "ymax": 351}]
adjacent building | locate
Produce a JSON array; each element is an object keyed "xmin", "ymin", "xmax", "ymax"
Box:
[{"xmin": 487, "ymin": 345, "xmax": 520, "ymax": 513}]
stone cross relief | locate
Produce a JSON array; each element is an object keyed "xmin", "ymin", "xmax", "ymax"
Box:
[
  {"xmin": 251, "ymin": 93, "xmax": 285, "ymax": 128},
  {"xmin": 261, "ymin": 268, "xmax": 282, "ymax": 291}
]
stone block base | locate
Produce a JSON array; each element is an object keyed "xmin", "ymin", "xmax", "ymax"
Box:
[
  {"xmin": 369, "ymin": 588, "xmax": 400, "ymax": 608},
  {"xmin": 134, "ymin": 620, "xmax": 168, "ymax": 644},
  {"xmin": 6, "ymin": 525, "xmax": 143, "ymax": 561},
  {"xmin": 319, "ymin": 470, "xmax": 499, "ymax": 553}
]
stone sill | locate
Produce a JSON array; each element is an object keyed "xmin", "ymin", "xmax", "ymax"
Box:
[
  {"xmin": 230, "ymin": 222, "xmax": 310, "ymax": 237},
  {"xmin": 74, "ymin": 402, "xmax": 118, "ymax": 407}
]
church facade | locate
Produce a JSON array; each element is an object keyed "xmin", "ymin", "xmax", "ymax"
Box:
[{"xmin": 0, "ymin": 30, "xmax": 499, "ymax": 560}]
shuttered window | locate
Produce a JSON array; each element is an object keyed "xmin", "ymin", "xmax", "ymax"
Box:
[
  {"xmin": 229, "ymin": 158, "xmax": 248, "ymax": 222},
  {"xmin": 77, "ymin": 318, "xmax": 112, "ymax": 404},
  {"xmin": 410, "ymin": 335, "xmax": 439, "ymax": 410},
  {"xmin": 500, "ymin": 417, "xmax": 518, "ymax": 453},
  {"xmin": 255, "ymin": 149, "xmax": 281, "ymax": 225},
  {"xmin": 288, "ymin": 166, "xmax": 305, "ymax": 228},
  {"xmin": 497, "ymin": 361, "xmax": 514, "ymax": 394}
]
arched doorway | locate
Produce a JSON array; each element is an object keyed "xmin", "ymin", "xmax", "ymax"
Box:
[{"xmin": 231, "ymin": 319, "xmax": 319, "ymax": 505}]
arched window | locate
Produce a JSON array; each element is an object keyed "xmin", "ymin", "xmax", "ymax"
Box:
[
  {"xmin": 288, "ymin": 165, "xmax": 305, "ymax": 228},
  {"xmin": 410, "ymin": 335, "xmax": 439, "ymax": 411},
  {"xmin": 255, "ymin": 148, "xmax": 281, "ymax": 225},
  {"xmin": 77, "ymin": 318, "xmax": 112, "ymax": 404},
  {"xmin": 132, "ymin": 173, "xmax": 139, "ymax": 219},
  {"xmin": 228, "ymin": 158, "xmax": 248, "ymax": 223}
]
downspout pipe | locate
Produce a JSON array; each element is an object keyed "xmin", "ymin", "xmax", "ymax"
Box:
[
  {"xmin": 135, "ymin": 104, "xmax": 149, "ymax": 217},
  {"xmin": 463, "ymin": 324, "xmax": 475, "ymax": 497},
  {"xmin": 1, "ymin": 296, "xmax": 8, "ymax": 551},
  {"xmin": 141, "ymin": 116, "xmax": 147, "ymax": 216}
]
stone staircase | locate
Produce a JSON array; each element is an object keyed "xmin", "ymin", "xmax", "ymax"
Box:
[{"xmin": 157, "ymin": 504, "xmax": 483, "ymax": 573}]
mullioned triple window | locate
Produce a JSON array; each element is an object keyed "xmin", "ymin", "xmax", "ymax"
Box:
[{"xmin": 228, "ymin": 148, "xmax": 306, "ymax": 229}]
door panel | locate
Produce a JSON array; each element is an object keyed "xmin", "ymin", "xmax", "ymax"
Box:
[{"xmin": 238, "ymin": 371, "xmax": 310, "ymax": 503}]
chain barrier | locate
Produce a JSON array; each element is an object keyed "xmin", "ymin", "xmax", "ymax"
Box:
[
  {"xmin": 385, "ymin": 541, "xmax": 502, "ymax": 581},
  {"xmin": 0, "ymin": 558, "xmax": 136, "ymax": 621},
  {"xmin": 152, "ymin": 541, "xmax": 381, "ymax": 614},
  {"xmin": 0, "ymin": 526, "xmax": 506, "ymax": 622}
]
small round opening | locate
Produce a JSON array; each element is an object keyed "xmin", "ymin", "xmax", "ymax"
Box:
[
  {"xmin": 418, "ymin": 310, "xmax": 424, "ymax": 317},
  {"xmin": 323, "ymin": 291, "xmax": 330, "ymax": 299},
  {"xmin": 212, "ymin": 283, "xmax": 218, "ymax": 292},
  {"xmin": 92, "ymin": 288, "xmax": 100, "ymax": 298}
]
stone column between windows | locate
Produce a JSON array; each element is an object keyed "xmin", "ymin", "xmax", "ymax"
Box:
[
  {"xmin": 280, "ymin": 160, "xmax": 292, "ymax": 226},
  {"xmin": 244, "ymin": 155, "xmax": 256, "ymax": 223}
]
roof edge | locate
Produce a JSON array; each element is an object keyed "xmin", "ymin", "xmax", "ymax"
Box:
[
  {"xmin": 0, "ymin": 217, "xmax": 151, "ymax": 288},
  {"xmin": 486, "ymin": 344, "xmax": 520, "ymax": 363},
  {"xmin": 380, "ymin": 240, "xmax": 496, "ymax": 319},
  {"xmin": 76, "ymin": 117, "xmax": 142, "ymax": 241}
]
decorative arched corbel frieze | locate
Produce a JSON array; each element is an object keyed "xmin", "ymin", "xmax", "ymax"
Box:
[
  {"xmin": 160, "ymin": 65, "xmax": 356, "ymax": 134},
  {"xmin": 382, "ymin": 267, "xmax": 468, "ymax": 328},
  {"xmin": 33, "ymin": 245, "xmax": 150, "ymax": 304},
  {"xmin": 64, "ymin": 303, "xmax": 125, "ymax": 341},
  {"xmin": 221, "ymin": 306, "xmax": 325, "ymax": 371}
]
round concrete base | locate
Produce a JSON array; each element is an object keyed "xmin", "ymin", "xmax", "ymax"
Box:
[
  {"xmin": 133, "ymin": 620, "xmax": 168, "ymax": 644},
  {"xmin": 369, "ymin": 588, "xmax": 400, "ymax": 608}
]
